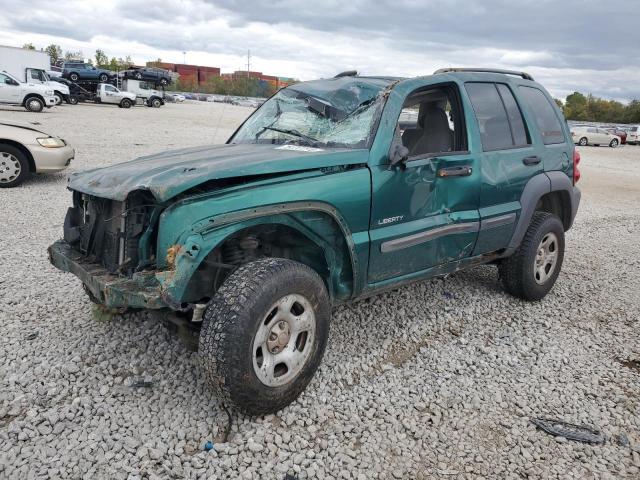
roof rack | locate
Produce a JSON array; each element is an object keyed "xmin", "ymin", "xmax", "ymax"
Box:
[
  {"xmin": 433, "ymin": 68, "xmax": 534, "ymax": 81},
  {"xmin": 334, "ymin": 70, "xmax": 358, "ymax": 78}
]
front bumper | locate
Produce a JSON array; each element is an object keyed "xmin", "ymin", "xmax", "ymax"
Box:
[
  {"xmin": 48, "ymin": 240, "xmax": 167, "ymax": 309},
  {"xmin": 28, "ymin": 144, "xmax": 74, "ymax": 173}
]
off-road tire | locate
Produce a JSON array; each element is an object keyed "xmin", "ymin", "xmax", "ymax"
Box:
[
  {"xmin": 24, "ymin": 96, "xmax": 44, "ymax": 112},
  {"xmin": 199, "ymin": 258, "xmax": 331, "ymax": 415},
  {"xmin": 120, "ymin": 99, "xmax": 132, "ymax": 109},
  {"xmin": 499, "ymin": 212, "xmax": 565, "ymax": 301},
  {"xmin": 578, "ymin": 137, "xmax": 588, "ymax": 146},
  {"xmin": 0, "ymin": 144, "xmax": 30, "ymax": 188}
]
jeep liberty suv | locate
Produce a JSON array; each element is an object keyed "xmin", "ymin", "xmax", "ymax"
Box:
[{"xmin": 49, "ymin": 68, "xmax": 581, "ymax": 415}]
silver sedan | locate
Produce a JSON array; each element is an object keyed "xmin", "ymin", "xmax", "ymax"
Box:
[{"xmin": 0, "ymin": 122, "xmax": 74, "ymax": 187}]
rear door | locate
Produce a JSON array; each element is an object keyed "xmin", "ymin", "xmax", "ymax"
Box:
[
  {"xmin": 464, "ymin": 81, "xmax": 541, "ymax": 255},
  {"xmin": 0, "ymin": 73, "xmax": 21, "ymax": 103}
]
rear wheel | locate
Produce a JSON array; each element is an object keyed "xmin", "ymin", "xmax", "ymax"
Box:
[
  {"xmin": 160, "ymin": 77, "xmax": 168, "ymax": 86},
  {"xmin": 609, "ymin": 138, "xmax": 619, "ymax": 148},
  {"xmin": 0, "ymin": 144, "xmax": 30, "ymax": 188},
  {"xmin": 98, "ymin": 73, "xmax": 108, "ymax": 82},
  {"xmin": 499, "ymin": 212, "xmax": 565, "ymax": 301},
  {"xmin": 199, "ymin": 258, "xmax": 330, "ymax": 415},
  {"xmin": 69, "ymin": 72, "xmax": 79, "ymax": 82},
  {"xmin": 69, "ymin": 96, "xmax": 79, "ymax": 105},
  {"xmin": 24, "ymin": 96, "xmax": 44, "ymax": 112},
  {"xmin": 578, "ymin": 137, "xmax": 588, "ymax": 146}
]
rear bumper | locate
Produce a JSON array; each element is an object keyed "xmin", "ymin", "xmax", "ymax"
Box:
[
  {"xmin": 569, "ymin": 185, "xmax": 581, "ymax": 230},
  {"xmin": 48, "ymin": 240, "xmax": 167, "ymax": 309}
]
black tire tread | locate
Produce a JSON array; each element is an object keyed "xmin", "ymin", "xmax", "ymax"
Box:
[
  {"xmin": 199, "ymin": 257, "xmax": 329, "ymax": 415},
  {"xmin": 499, "ymin": 212, "xmax": 564, "ymax": 301}
]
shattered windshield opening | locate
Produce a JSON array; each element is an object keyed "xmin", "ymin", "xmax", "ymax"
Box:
[{"xmin": 230, "ymin": 80, "xmax": 388, "ymax": 149}]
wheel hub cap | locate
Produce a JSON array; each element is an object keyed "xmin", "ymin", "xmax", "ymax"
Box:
[
  {"xmin": 534, "ymin": 232, "xmax": 558, "ymax": 285},
  {"xmin": 253, "ymin": 294, "xmax": 316, "ymax": 387},
  {"xmin": 0, "ymin": 152, "xmax": 21, "ymax": 183}
]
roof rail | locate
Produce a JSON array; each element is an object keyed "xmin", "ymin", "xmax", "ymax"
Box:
[
  {"xmin": 433, "ymin": 68, "xmax": 534, "ymax": 81},
  {"xmin": 334, "ymin": 70, "xmax": 358, "ymax": 78}
]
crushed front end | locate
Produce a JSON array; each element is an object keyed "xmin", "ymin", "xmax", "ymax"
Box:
[{"xmin": 48, "ymin": 190, "xmax": 167, "ymax": 309}]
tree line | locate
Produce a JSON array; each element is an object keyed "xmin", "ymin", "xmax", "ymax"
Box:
[{"xmin": 557, "ymin": 92, "xmax": 640, "ymax": 124}]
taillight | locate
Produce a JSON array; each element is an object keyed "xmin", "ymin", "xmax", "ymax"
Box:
[{"xmin": 573, "ymin": 149, "xmax": 581, "ymax": 184}]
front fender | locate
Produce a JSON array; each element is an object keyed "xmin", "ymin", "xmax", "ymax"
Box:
[{"xmin": 155, "ymin": 204, "xmax": 359, "ymax": 306}]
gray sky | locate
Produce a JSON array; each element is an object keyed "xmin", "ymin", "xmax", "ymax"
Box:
[{"xmin": 1, "ymin": 0, "xmax": 638, "ymax": 101}]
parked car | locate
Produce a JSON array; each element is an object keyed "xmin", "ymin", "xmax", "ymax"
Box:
[
  {"xmin": 571, "ymin": 126, "xmax": 620, "ymax": 147},
  {"xmin": 122, "ymin": 67, "xmax": 172, "ymax": 86},
  {"xmin": 48, "ymin": 68, "xmax": 580, "ymax": 415},
  {"xmin": 95, "ymin": 83, "xmax": 137, "ymax": 108},
  {"xmin": 62, "ymin": 62, "xmax": 114, "ymax": 83},
  {"xmin": 599, "ymin": 126, "xmax": 627, "ymax": 144},
  {"xmin": 0, "ymin": 123, "xmax": 74, "ymax": 187},
  {"xmin": 626, "ymin": 125, "xmax": 639, "ymax": 144},
  {"xmin": 0, "ymin": 71, "xmax": 57, "ymax": 112},
  {"xmin": 171, "ymin": 93, "xmax": 185, "ymax": 102}
]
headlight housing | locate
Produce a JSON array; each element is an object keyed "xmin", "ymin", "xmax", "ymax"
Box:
[
  {"xmin": 45, "ymin": 90, "xmax": 54, "ymax": 96},
  {"xmin": 37, "ymin": 137, "xmax": 66, "ymax": 148}
]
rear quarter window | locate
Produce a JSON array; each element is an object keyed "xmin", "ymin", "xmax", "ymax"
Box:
[{"xmin": 518, "ymin": 86, "xmax": 565, "ymax": 145}]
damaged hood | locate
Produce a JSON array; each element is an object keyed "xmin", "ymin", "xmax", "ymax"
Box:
[{"xmin": 68, "ymin": 143, "xmax": 369, "ymax": 202}]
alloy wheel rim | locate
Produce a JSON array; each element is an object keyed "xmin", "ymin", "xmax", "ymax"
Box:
[
  {"xmin": 0, "ymin": 152, "xmax": 21, "ymax": 183},
  {"xmin": 534, "ymin": 232, "xmax": 559, "ymax": 285},
  {"xmin": 252, "ymin": 293, "xmax": 316, "ymax": 387},
  {"xmin": 29, "ymin": 99, "xmax": 41, "ymax": 110}
]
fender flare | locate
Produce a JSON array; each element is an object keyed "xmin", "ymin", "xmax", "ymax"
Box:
[
  {"xmin": 157, "ymin": 201, "xmax": 359, "ymax": 304},
  {"xmin": 507, "ymin": 172, "xmax": 581, "ymax": 253}
]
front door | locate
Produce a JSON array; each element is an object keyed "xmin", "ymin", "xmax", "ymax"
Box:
[
  {"xmin": 0, "ymin": 74, "xmax": 20, "ymax": 103},
  {"xmin": 367, "ymin": 81, "xmax": 480, "ymax": 283}
]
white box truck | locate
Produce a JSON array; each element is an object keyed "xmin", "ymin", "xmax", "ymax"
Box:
[{"xmin": 0, "ymin": 45, "xmax": 71, "ymax": 105}]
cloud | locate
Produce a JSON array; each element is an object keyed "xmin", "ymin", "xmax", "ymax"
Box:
[{"xmin": 0, "ymin": 0, "xmax": 638, "ymax": 101}]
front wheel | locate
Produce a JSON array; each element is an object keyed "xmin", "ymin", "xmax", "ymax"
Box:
[
  {"xmin": 609, "ymin": 139, "xmax": 619, "ymax": 148},
  {"xmin": 160, "ymin": 78, "xmax": 168, "ymax": 86},
  {"xmin": 24, "ymin": 97, "xmax": 44, "ymax": 112},
  {"xmin": 499, "ymin": 212, "xmax": 565, "ymax": 301},
  {"xmin": 150, "ymin": 97, "xmax": 162, "ymax": 108},
  {"xmin": 54, "ymin": 93, "xmax": 63, "ymax": 105},
  {"xmin": 98, "ymin": 73, "xmax": 108, "ymax": 82},
  {"xmin": 69, "ymin": 72, "xmax": 79, "ymax": 82},
  {"xmin": 69, "ymin": 96, "xmax": 79, "ymax": 105},
  {"xmin": 120, "ymin": 98, "xmax": 132, "ymax": 109},
  {"xmin": 199, "ymin": 258, "xmax": 331, "ymax": 415},
  {"xmin": 578, "ymin": 137, "xmax": 588, "ymax": 146},
  {"xmin": 0, "ymin": 144, "xmax": 30, "ymax": 188}
]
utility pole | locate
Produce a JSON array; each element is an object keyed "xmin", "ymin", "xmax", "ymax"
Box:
[{"xmin": 247, "ymin": 49, "xmax": 251, "ymax": 78}]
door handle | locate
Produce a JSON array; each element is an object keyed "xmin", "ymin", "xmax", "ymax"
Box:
[
  {"xmin": 523, "ymin": 155, "xmax": 541, "ymax": 166},
  {"xmin": 437, "ymin": 165, "xmax": 472, "ymax": 177}
]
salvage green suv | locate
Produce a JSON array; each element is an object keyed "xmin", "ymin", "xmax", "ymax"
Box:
[{"xmin": 49, "ymin": 68, "xmax": 581, "ymax": 414}]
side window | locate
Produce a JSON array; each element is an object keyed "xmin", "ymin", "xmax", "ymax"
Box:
[
  {"xmin": 496, "ymin": 84, "xmax": 529, "ymax": 146},
  {"xmin": 465, "ymin": 82, "xmax": 530, "ymax": 151},
  {"xmin": 397, "ymin": 85, "xmax": 467, "ymax": 157},
  {"xmin": 587, "ymin": 127, "xmax": 597, "ymax": 133},
  {"xmin": 104, "ymin": 85, "xmax": 116, "ymax": 92},
  {"xmin": 0, "ymin": 73, "xmax": 10, "ymax": 84},
  {"xmin": 518, "ymin": 86, "xmax": 565, "ymax": 145}
]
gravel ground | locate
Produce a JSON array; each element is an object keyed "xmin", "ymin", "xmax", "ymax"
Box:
[{"xmin": 1, "ymin": 102, "xmax": 639, "ymax": 479}]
